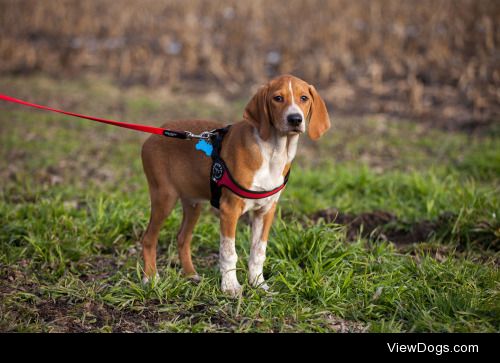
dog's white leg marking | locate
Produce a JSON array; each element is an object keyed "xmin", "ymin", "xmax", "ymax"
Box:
[
  {"xmin": 248, "ymin": 214, "xmax": 269, "ymax": 290},
  {"xmin": 219, "ymin": 235, "xmax": 242, "ymax": 297}
]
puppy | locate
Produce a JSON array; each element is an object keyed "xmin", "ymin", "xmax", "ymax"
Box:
[{"xmin": 140, "ymin": 74, "xmax": 330, "ymax": 296}]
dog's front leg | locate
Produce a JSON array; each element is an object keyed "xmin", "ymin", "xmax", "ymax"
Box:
[
  {"xmin": 249, "ymin": 202, "xmax": 277, "ymax": 291},
  {"xmin": 219, "ymin": 200, "xmax": 243, "ymax": 297}
]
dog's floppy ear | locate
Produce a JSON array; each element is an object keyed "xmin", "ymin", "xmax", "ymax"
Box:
[
  {"xmin": 307, "ymin": 85, "xmax": 331, "ymax": 140},
  {"xmin": 243, "ymin": 85, "xmax": 272, "ymax": 140}
]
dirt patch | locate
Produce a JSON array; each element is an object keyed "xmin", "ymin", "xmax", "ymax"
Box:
[
  {"xmin": 34, "ymin": 299, "xmax": 151, "ymax": 332},
  {"xmin": 74, "ymin": 255, "xmax": 119, "ymax": 282},
  {"xmin": 310, "ymin": 208, "xmax": 499, "ymax": 250},
  {"xmin": 31, "ymin": 297, "xmax": 240, "ymax": 332},
  {"xmin": 310, "ymin": 208, "xmax": 449, "ymax": 244},
  {"xmin": 0, "ymin": 263, "xmax": 240, "ymax": 332},
  {"xmin": 323, "ymin": 314, "xmax": 369, "ymax": 333},
  {"xmin": 194, "ymin": 246, "xmax": 220, "ymax": 269}
]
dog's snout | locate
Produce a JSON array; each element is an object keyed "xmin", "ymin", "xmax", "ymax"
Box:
[{"xmin": 287, "ymin": 113, "xmax": 303, "ymax": 126}]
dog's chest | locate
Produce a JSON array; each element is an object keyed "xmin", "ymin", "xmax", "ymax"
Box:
[
  {"xmin": 243, "ymin": 167, "xmax": 283, "ymax": 214},
  {"xmin": 242, "ymin": 133, "xmax": 298, "ymax": 214}
]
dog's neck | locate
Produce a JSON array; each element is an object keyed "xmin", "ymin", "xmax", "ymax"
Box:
[
  {"xmin": 264, "ymin": 129, "xmax": 299, "ymax": 164},
  {"xmin": 253, "ymin": 127, "xmax": 298, "ymax": 183},
  {"xmin": 222, "ymin": 121, "xmax": 298, "ymax": 190}
]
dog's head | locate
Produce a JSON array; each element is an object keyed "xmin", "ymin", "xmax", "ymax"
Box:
[{"xmin": 243, "ymin": 75, "xmax": 330, "ymax": 140}]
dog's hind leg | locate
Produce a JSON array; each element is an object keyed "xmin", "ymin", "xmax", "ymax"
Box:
[
  {"xmin": 177, "ymin": 199, "xmax": 202, "ymax": 280},
  {"xmin": 141, "ymin": 187, "xmax": 178, "ymax": 283}
]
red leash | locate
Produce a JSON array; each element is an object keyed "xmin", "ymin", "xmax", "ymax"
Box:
[
  {"xmin": 0, "ymin": 93, "xmax": 195, "ymax": 139},
  {"xmin": 1, "ymin": 92, "xmax": 291, "ymax": 206}
]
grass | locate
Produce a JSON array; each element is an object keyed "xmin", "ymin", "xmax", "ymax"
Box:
[{"xmin": 0, "ymin": 75, "xmax": 499, "ymax": 332}]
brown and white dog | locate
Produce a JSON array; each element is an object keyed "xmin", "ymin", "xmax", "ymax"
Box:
[{"xmin": 140, "ymin": 74, "xmax": 330, "ymax": 296}]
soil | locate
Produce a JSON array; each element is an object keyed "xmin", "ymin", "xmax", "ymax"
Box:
[{"xmin": 309, "ymin": 208, "xmax": 499, "ymax": 251}]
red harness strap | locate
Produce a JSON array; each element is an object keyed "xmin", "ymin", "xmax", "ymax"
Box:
[{"xmin": 217, "ymin": 170, "xmax": 289, "ymax": 199}]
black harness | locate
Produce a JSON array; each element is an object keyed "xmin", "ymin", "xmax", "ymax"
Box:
[{"xmin": 209, "ymin": 125, "xmax": 291, "ymax": 209}]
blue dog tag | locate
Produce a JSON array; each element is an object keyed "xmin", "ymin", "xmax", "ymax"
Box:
[{"xmin": 195, "ymin": 139, "xmax": 213, "ymax": 157}]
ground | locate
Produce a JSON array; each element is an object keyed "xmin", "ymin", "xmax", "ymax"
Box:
[{"xmin": 0, "ymin": 75, "xmax": 499, "ymax": 332}]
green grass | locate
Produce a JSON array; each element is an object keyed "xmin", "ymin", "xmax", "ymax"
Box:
[{"xmin": 0, "ymin": 75, "xmax": 499, "ymax": 332}]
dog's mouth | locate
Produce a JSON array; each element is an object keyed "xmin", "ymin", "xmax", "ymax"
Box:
[{"xmin": 288, "ymin": 127, "xmax": 304, "ymax": 134}]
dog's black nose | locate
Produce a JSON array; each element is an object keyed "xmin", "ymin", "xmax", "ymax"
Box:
[{"xmin": 287, "ymin": 113, "xmax": 303, "ymax": 126}]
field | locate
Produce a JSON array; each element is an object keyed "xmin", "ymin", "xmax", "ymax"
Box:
[
  {"xmin": 1, "ymin": 0, "xmax": 499, "ymax": 128},
  {"xmin": 0, "ymin": 74, "xmax": 498, "ymax": 332}
]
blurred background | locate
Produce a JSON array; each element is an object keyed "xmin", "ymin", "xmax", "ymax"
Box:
[{"xmin": 1, "ymin": 0, "xmax": 498, "ymax": 130}]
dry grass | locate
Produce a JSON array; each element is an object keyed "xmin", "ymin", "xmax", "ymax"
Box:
[{"xmin": 0, "ymin": 0, "xmax": 498, "ymax": 128}]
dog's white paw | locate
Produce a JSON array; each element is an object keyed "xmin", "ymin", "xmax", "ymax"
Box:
[
  {"xmin": 251, "ymin": 280, "xmax": 270, "ymax": 292},
  {"xmin": 257, "ymin": 282, "xmax": 270, "ymax": 292},
  {"xmin": 249, "ymin": 274, "xmax": 269, "ymax": 291},
  {"xmin": 221, "ymin": 278, "xmax": 243, "ymax": 298},
  {"xmin": 187, "ymin": 274, "xmax": 201, "ymax": 283}
]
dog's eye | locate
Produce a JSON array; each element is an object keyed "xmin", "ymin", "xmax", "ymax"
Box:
[
  {"xmin": 273, "ymin": 95, "xmax": 284, "ymax": 102},
  {"xmin": 300, "ymin": 95, "xmax": 309, "ymax": 102}
]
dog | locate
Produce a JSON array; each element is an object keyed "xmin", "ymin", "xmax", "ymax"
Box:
[{"xmin": 140, "ymin": 74, "xmax": 330, "ymax": 296}]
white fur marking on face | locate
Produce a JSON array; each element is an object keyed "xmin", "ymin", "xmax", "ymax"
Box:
[
  {"xmin": 219, "ymin": 235, "xmax": 242, "ymax": 296},
  {"xmin": 283, "ymin": 80, "xmax": 305, "ymax": 132}
]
